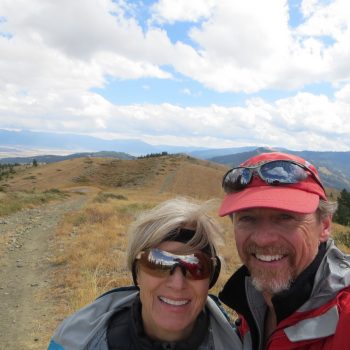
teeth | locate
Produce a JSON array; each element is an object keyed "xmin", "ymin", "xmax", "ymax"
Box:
[
  {"xmin": 159, "ymin": 296, "xmax": 189, "ymax": 306},
  {"xmin": 255, "ymin": 254, "xmax": 284, "ymax": 262}
]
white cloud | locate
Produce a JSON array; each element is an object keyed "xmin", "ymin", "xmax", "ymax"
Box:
[
  {"xmin": 2, "ymin": 0, "xmax": 350, "ymax": 95},
  {"xmin": 335, "ymin": 83, "xmax": 350, "ymax": 102},
  {"xmin": 1, "ymin": 0, "xmax": 350, "ymax": 152},
  {"xmin": 0, "ymin": 0, "xmax": 174, "ymax": 91},
  {"xmin": 150, "ymin": 0, "xmax": 216, "ymax": 24},
  {"xmin": 1, "ymin": 85, "xmax": 350, "ymax": 150}
]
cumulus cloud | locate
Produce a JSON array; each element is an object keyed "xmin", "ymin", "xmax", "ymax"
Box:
[
  {"xmin": 0, "ymin": 0, "xmax": 350, "ymax": 151},
  {"xmin": 150, "ymin": 0, "xmax": 216, "ymax": 24}
]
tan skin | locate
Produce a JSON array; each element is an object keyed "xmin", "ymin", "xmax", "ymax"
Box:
[
  {"xmin": 233, "ymin": 208, "xmax": 331, "ymax": 342},
  {"xmin": 137, "ymin": 241, "xmax": 210, "ymax": 342}
]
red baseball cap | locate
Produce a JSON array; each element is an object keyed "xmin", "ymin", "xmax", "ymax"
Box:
[{"xmin": 219, "ymin": 152, "xmax": 327, "ymax": 216}]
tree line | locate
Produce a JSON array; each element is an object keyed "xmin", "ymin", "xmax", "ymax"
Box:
[
  {"xmin": 137, "ymin": 152, "xmax": 169, "ymax": 159},
  {"xmin": 333, "ymin": 189, "xmax": 350, "ymax": 226}
]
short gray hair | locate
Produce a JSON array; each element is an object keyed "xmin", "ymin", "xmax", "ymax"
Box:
[
  {"xmin": 126, "ymin": 197, "xmax": 223, "ymax": 271},
  {"xmin": 317, "ymin": 199, "xmax": 338, "ymax": 219}
]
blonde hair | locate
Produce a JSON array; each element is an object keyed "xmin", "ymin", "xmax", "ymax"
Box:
[{"xmin": 126, "ymin": 197, "xmax": 223, "ymax": 271}]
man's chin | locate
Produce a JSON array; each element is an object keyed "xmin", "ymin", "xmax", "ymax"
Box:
[
  {"xmin": 250, "ymin": 272, "xmax": 293, "ymax": 295},
  {"xmin": 246, "ymin": 260, "xmax": 294, "ymax": 295}
]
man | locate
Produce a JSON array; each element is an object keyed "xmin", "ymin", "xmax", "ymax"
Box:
[{"xmin": 218, "ymin": 151, "xmax": 350, "ymax": 350}]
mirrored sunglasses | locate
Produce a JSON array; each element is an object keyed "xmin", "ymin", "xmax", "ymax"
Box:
[
  {"xmin": 135, "ymin": 248, "xmax": 215, "ymax": 280},
  {"xmin": 222, "ymin": 159, "xmax": 324, "ymax": 193}
]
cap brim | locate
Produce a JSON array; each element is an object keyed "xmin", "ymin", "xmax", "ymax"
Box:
[{"xmin": 219, "ymin": 186, "xmax": 320, "ymax": 216}]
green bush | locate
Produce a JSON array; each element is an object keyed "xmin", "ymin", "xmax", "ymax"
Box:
[{"xmin": 93, "ymin": 192, "xmax": 128, "ymax": 203}]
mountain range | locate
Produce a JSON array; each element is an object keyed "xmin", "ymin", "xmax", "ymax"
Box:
[
  {"xmin": 0, "ymin": 129, "xmax": 203, "ymax": 156},
  {"xmin": 1, "ymin": 129, "xmax": 350, "ymax": 190}
]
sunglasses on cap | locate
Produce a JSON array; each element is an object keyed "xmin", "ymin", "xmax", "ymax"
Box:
[
  {"xmin": 222, "ymin": 160, "xmax": 325, "ymax": 193},
  {"xmin": 135, "ymin": 248, "xmax": 218, "ymax": 281}
]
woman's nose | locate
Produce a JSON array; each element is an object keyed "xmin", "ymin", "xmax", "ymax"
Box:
[{"xmin": 166, "ymin": 266, "xmax": 187, "ymax": 289}]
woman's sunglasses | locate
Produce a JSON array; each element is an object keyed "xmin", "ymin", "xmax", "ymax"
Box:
[
  {"xmin": 222, "ymin": 160, "xmax": 325, "ymax": 193},
  {"xmin": 135, "ymin": 248, "xmax": 216, "ymax": 281}
]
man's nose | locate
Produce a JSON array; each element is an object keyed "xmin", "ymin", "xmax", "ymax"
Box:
[{"xmin": 250, "ymin": 221, "xmax": 280, "ymax": 245}]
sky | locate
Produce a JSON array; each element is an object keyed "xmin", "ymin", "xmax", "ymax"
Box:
[{"xmin": 1, "ymin": 0, "xmax": 350, "ymax": 151}]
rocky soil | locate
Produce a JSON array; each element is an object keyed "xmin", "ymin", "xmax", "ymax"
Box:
[{"xmin": 0, "ymin": 194, "xmax": 87, "ymax": 350}]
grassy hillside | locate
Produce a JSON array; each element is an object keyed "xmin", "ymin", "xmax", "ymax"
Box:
[
  {"xmin": 0, "ymin": 154, "xmax": 227, "ymax": 196},
  {"xmin": 1, "ymin": 154, "xmax": 349, "ymax": 328},
  {"xmin": 0, "ymin": 155, "xmax": 238, "ymax": 310}
]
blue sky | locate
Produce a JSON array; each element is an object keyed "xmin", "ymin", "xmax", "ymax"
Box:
[
  {"xmin": 1, "ymin": 0, "xmax": 350, "ymax": 153},
  {"xmin": 93, "ymin": 1, "xmax": 312, "ymax": 107}
]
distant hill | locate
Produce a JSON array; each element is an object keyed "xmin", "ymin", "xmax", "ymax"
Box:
[
  {"xmin": 208, "ymin": 147, "xmax": 350, "ymax": 191},
  {"xmin": 0, "ymin": 154, "xmax": 228, "ymax": 199},
  {"xmin": 0, "ymin": 151, "xmax": 135, "ymax": 164},
  {"xmin": 2, "ymin": 128, "xmax": 350, "ymax": 191}
]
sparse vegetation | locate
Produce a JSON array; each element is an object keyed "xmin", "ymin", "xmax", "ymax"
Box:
[
  {"xmin": 0, "ymin": 189, "xmax": 69, "ymax": 216},
  {"xmin": 93, "ymin": 192, "xmax": 128, "ymax": 203},
  {"xmin": 73, "ymin": 175, "xmax": 89, "ymax": 183},
  {"xmin": 23, "ymin": 175, "xmax": 36, "ymax": 180},
  {"xmin": 0, "ymin": 163, "xmax": 18, "ymax": 181}
]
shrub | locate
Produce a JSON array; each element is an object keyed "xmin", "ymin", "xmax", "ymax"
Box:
[{"xmin": 93, "ymin": 192, "xmax": 128, "ymax": 203}]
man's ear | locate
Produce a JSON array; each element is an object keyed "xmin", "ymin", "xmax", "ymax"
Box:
[{"xmin": 319, "ymin": 215, "xmax": 331, "ymax": 242}]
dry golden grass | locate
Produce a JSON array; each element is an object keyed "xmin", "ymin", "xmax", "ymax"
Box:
[
  {"xmin": 331, "ymin": 222, "xmax": 350, "ymax": 254},
  {"xmin": 49, "ymin": 186, "xmax": 241, "ymax": 320}
]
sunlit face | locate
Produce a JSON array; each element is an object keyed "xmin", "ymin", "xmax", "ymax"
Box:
[
  {"xmin": 233, "ymin": 208, "xmax": 330, "ymax": 298},
  {"xmin": 137, "ymin": 241, "xmax": 210, "ymax": 342}
]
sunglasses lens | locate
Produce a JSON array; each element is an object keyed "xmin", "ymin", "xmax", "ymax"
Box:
[
  {"xmin": 223, "ymin": 167, "xmax": 252, "ymax": 192},
  {"xmin": 177, "ymin": 254, "xmax": 211, "ymax": 280},
  {"xmin": 138, "ymin": 249, "xmax": 212, "ymax": 280},
  {"xmin": 260, "ymin": 161, "xmax": 308, "ymax": 184},
  {"xmin": 222, "ymin": 160, "xmax": 312, "ymax": 193}
]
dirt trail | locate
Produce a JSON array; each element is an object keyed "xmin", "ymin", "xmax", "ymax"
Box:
[{"xmin": 0, "ymin": 193, "xmax": 88, "ymax": 350}]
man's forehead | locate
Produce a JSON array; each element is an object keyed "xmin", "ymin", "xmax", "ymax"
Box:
[{"xmin": 235, "ymin": 208, "xmax": 306, "ymax": 216}]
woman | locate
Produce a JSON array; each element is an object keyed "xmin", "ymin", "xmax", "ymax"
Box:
[{"xmin": 48, "ymin": 197, "xmax": 242, "ymax": 349}]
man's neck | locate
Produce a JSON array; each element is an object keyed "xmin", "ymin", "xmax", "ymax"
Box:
[
  {"xmin": 264, "ymin": 306, "xmax": 277, "ymax": 344},
  {"xmin": 263, "ymin": 293, "xmax": 276, "ymax": 343}
]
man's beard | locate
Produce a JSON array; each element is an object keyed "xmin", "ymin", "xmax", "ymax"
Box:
[
  {"xmin": 244, "ymin": 244, "xmax": 295, "ymax": 295},
  {"xmin": 250, "ymin": 266, "xmax": 293, "ymax": 294}
]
